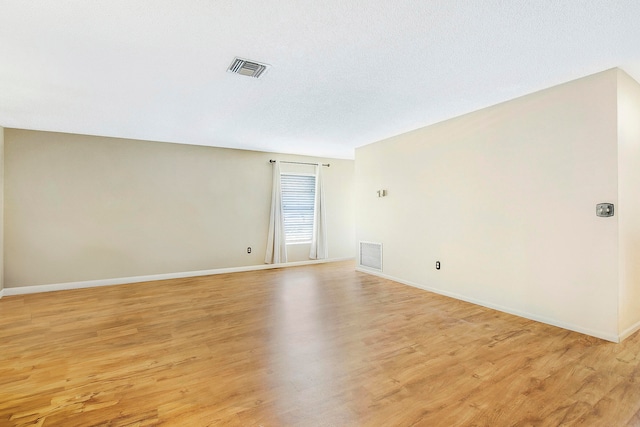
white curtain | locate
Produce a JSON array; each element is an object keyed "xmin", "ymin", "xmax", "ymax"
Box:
[
  {"xmin": 310, "ymin": 164, "xmax": 328, "ymax": 259},
  {"xmin": 265, "ymin": 161, "xmax": 287, "ymax": 264}
]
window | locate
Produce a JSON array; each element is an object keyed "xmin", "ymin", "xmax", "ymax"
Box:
[{"xmin": 281, "ymin": 173, "xmax": 316, "ymax": 244}]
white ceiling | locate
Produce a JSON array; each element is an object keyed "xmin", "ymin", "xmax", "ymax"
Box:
[{"xmin": 1, "ymin": 1, "xmax": 640, "ymax": 159}]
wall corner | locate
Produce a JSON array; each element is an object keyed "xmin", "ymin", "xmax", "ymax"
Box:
[
  {"xmin": 0, "ymin": 125, "xmax": 4, "ymax": 294},
  {"xmin": 616, "ymin": 69, "xmax": 640, "ymax": 340}
]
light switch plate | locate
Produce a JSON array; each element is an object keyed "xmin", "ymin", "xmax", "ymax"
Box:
[{"xmin": 596, "ymin": 203, "xmax": 614, "ymax": 217}]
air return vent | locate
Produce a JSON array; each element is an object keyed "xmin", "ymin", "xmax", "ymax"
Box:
[
  {"xmin": 359, "ymin": 241, "xmax": 382, "ymax": 271},
  {"xmin": 227, "ymin": 57, "xmax": 269, "ymax": 78}
]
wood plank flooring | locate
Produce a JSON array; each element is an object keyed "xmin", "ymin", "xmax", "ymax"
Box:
[{"xmin": 2, "ymin": 260, "xmax": 640, "ymax": 426}]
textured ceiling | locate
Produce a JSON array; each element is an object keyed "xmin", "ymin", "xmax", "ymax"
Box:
[{"xmin": 1, "ymin": 1, "xmax": 640, "ymax": 159}]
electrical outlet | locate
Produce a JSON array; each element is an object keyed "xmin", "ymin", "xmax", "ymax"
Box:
[
  {"xmin": 436, "ymin": 261, "xmax": 441, "ymax": 270},
  {"xmin": 247, "ymin": 247, "xmax": 252, "ymax": 254},
  {"xmin": 596, "ymin": 203, "xmax": 614, "ymax": 217}
]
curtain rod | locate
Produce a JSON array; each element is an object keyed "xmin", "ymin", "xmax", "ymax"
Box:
[{"xmin": 269, "ymin": 160, "xmax": 330, "ymax": 167}]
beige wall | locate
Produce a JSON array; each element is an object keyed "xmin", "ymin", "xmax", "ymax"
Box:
[
  {"xmin": 355, "ymin": 69, "xmax": 620, "ymax": 340},
  {"xmin": 0, "ymin": 126, "xmax": 3, "ymax": 292},
  {"xmin": 4, "ymin": 130, "xmax": 354, "ymax": 287},
  {"xmin": 617, "ymin": 70, "xmax": 640, "ymax": 336}
]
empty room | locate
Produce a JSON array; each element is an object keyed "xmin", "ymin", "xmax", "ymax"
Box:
[{"xmin": 2, "ymin": 1, "xmax": 640, "ymax": 426}]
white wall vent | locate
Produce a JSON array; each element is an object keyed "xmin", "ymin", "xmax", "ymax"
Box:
[
  {"xmin": 227, "ymin": 57, "xmax": 269, "ymax": 78},
  {"xmin": 359, "ymin": 241, "xmax": 382, "ymax": 271}
]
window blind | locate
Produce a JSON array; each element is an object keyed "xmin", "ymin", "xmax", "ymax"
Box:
[{"xmin": 281, "ymin": 173, "xmax": 316, "ymax": 243}]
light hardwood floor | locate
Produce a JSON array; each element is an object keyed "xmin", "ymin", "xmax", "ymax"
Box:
[{"xmin": 2, "ymin": 261, "xmax": 640, "ymax": 426}]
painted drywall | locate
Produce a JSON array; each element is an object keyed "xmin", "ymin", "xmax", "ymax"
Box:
[
  {"xmin": 355, "ymin": 69, "xmax": 620, "ymax": 340},
  {"xmin": 0, "ymin": 126, "xmax": 4, "ymax": 293},
  {"xmin": 4, "ymin": 130, "xmax": 354, "ymax": 287},
  {"xmin": 617, "ymin": 70, "xmax": 640, "ymax": 336}
]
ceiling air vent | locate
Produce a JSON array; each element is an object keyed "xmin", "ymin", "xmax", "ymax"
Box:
[{"xmin": 227, "ymin": 57, "xmax": 269, "ymax": 79}]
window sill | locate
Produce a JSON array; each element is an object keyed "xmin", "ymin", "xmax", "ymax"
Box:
[{"xmin": 286, "ymin": 241, "xmax": 312, "ymax": 245}]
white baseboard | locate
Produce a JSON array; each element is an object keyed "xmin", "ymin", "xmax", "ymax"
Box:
[
  {"xmin": 0, "ymin": 288, "xmax": 4, "ymax": 299},
  {"xmin": 356, "ymin": 267, "xmax": 620, "ymax": 343},
  {"xmin": 619, "ymin": 319, "xmax": 640, "ymax": 342},
  {"xmin": 3, "ymin": 257, "xmax": 354, "ymax": 297}
]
